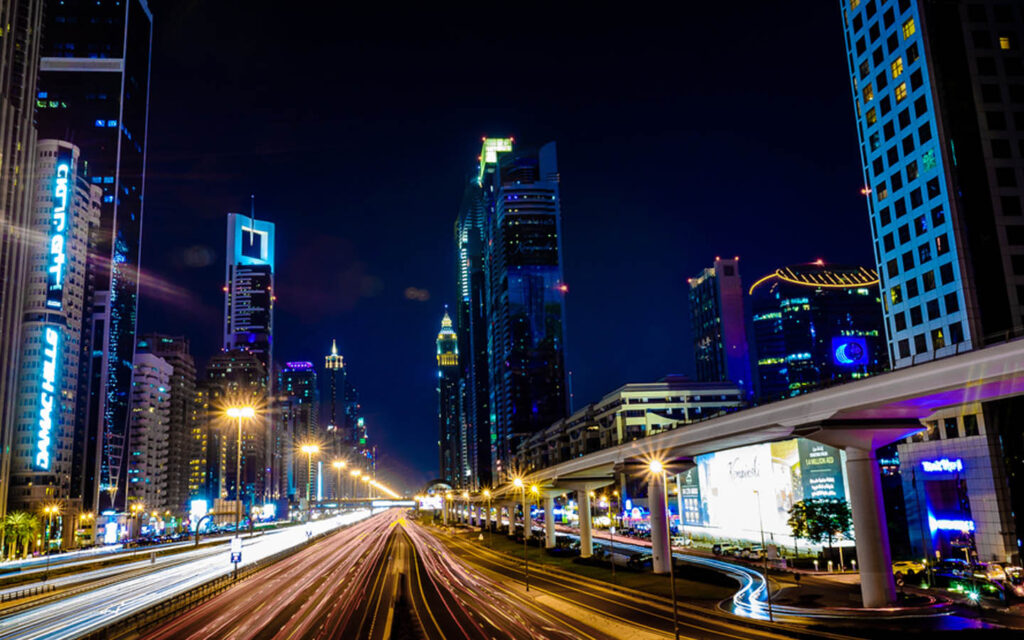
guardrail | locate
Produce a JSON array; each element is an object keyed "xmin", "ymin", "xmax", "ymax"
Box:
[
  {"xmin": 79, "ymin": 523, "xmax": 344, "ymax": 640},
  {"xmin": 0, "ymin": 583, "xmax": 56, "ymax": 603}
]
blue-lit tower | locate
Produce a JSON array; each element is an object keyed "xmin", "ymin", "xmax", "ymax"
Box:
[
  {"xmin": 36, "ymin": 0, "xmax": 153, "ymax": 512},
  {"xmin": 486, "ymin": 141, "xmax": 568, "ymax": 481},
  {"xmin": 688, "ymin": 257, "xmax": 753, "ymax": 400},
  {"xmin": 224, "ymin": 212, "xmax": 275, "ymax": 376}
]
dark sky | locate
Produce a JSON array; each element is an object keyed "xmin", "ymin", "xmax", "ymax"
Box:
[{"xmin": 139, "ymin": 2, "xmax": 873, "ymax": 493}]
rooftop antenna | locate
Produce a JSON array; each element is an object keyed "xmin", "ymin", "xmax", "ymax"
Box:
[{"xmin": 247, "ymin": 193, "xmax": 256, "ymax": 247}]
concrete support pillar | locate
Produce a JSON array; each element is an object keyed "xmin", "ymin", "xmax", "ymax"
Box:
[
  {"xmin": 578, "ymin": 491, "xmax": 593, "ymax": 558},
  {"xmin": 544, "ymin": 496, "xmax": 556, "ymax": 549},
  {"xmin": 505, "ymin": 503, "xmax": 515, "ymax": 534},
  {"xmin": 442, "ymin": 500, "xmax": 448, "ymax": 526},
  {"xmin": 649, "ymin": 474, "xmax": 671, "ymax": 574},
  {"xmin": 846, "ymin": 447, "xmax": 897, "ymax": 607}
]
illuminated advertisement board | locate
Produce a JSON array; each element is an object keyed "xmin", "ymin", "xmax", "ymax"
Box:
[
  {"xmin": 832, "ymin": 336, "xmax": 868, "ymax": 366},
  {"xmin": 798, "ymin": 439, "xmax": 846, "ymax": 500},
  {"xmin": 34, "ymin": 326, "xmax": 60, "ymax": 470},
  {"xmin": 45, "ymin": 147, "xmax": 72, "ymax": 311}
]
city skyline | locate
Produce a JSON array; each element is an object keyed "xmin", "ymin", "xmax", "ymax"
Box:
[{"xmin": 136, "ymin": 1, "xmax": 875, "ymax": 490}]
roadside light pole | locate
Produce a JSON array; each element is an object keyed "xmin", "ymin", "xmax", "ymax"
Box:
[
  {"xmin": 350, "ymin": 469, "xmax": 362, "ymax": 501},
  {"xmin": 753, "ymin": 489, "xmax": 774, "ymax": 622},
  {"xmin": 513, "ymin": 478, "xmax": 530, "ymax": 591},
  {"xmin": 483, "ymin": 489, "xmax": 492, "ymax": 546},
  {"xmin": 649, "ymin": 460, "xmax": 679, "ymax": 640},
  {"xmin": 333, "ymin": 461, "xmax": 346, "ymax": 503},
  {"xmin": 226, "ymin": 407, "xmax": 256, "ymax": 536}
]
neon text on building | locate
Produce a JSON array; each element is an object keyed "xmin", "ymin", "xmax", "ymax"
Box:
[
  {"xmin": 46, "ymin": 162, "xmax": 70, "ymax": 310},
  {"xmin": 921, "ymin": 458, "xmax": 964, "ymax": 473},
  {"xmin": 36, "ymin": 327, "xmax": 60, "ymax": 470}
]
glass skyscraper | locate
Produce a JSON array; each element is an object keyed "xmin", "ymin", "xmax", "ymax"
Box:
[
  {"xmin": 688, "ymin": 257, "xmax": 753, "ymax": 400},
  {"xmin": 436, "ymin": 312, "xmax": 462, "ymax": 487},
  {"xmin": 486, "ymin": 141, "xmax": 568, "ymax": 481},
  {"xmin": 841, "ymin": 0, "xmax": 1024, "ymax": 368},
  {"xmin": 750, "ymin": 262, "xmax": 887, "ymax": 402},
  {"xmin": 36, "ymin": 0, "xmax": 153, "ymax": 511}
]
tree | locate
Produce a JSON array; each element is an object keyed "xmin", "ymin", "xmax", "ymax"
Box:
[
  {"xmin": 3, "ymin": 512, "xmax": 40, "ymax": 560},
  {"xmin": 787, "ymin": 498, "xmax": 853, "ymax": 550}
]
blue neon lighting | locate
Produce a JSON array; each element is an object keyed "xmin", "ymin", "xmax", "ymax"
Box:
[
  {"xmin": 45, "ymin": 159, "xmax": 70, "ymax": 311},
  {"xmin": 35, "ymin": 327, "xmax": 60, "ymax": 470},
  {"xmin": 832, "ymin": 336, "xmax": 868, "ymax": 366},
  {"xmin": 928, "ymin": 514, "xmax": 975, "ymax": 534},
  {"xmin": 921, "ymin": 458, "xmax": 964, "ymax": 473}
]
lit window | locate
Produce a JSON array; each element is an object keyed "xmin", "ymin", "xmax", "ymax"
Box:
[
  {"xmin": 1000, "ymin": 36, "xmax": 1011, "ymax": 50},
  {"xmin": 863, "ymin": 83, "xmax": 874, "ymax": 102},
  {"xmin": 866, "ymin": 108, "xmax": 878, "ymax": 124},
  {"xmin": 851, "ymin": 0, "xmax": 860, "ymax": 8},
  {"xmin": 895, "ymin": 82, "xmax": 908, "ymax": 102},
  {"xmin": 902, "ymin": 18, "xmax": 916, "ymax": 39},
  {"xmin": 891, "ymin": 57, "xmax": 904, "ymax": 78}
]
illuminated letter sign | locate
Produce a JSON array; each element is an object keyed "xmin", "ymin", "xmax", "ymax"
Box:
[
  {"xmin": 921, "ymin": 458, "xmax": 964, "ymax": 473},
  {"xmin": 35, "ymin": 327, "xmax": 60, "ymax": 470},
  {"xmin": 45, "ymin": 148, "xmax": 72, "ymax": 311}
]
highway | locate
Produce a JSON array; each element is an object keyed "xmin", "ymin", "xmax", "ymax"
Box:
[
  {"xmin": 144, "ymin": 509, "xmax": 622, "ymax": 640},
  {"xmin": 0, "ymin": 509, "xmax": 374, "ymax": 640}
]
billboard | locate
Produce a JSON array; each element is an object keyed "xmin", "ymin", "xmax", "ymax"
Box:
[{"xmin": 832, "ymin": 336, "xmax": 868, "ymax": 366}]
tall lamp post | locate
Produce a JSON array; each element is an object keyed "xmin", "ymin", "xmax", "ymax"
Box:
[
  {"xmin": 649, "ymin": 460, "xmax": 679, "ymax": 640},
  {"xmin": 483, "ymin": 489, "xmax": 492, "ymax": 546},
  {"xmin": 753, "ymin": 489, "xmax": 774, "ymax": 622},
  {"xmin": 333, "ymin": 460, "xmax": 347, "ymax": 503},
  {"xmin": 513, "ymin": 478, "xmax": 531, "ymax": 591},
  {"xmin": 226, "ymin": 406, "xmax": 256, "ymax": 535},
  {"xmin": 42, "ymin": 504, "xmax": 59, "ymax": 579},
  {"xmin": 350, "ymin": 469, "xmax": 362, "ymax": 500}
]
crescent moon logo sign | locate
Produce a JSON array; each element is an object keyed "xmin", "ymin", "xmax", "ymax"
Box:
[{"xmin": 835, "ymin": 341, "xmax": 865, "ymax": 365}]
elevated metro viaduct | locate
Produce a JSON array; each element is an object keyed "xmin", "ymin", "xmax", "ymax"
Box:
[{"xmin": 454, "ymin": 338, "xmax": 1024, "ymax": 608}]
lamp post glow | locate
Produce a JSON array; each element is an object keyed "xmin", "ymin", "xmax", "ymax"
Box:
[
  {"xmin": 300, "ymin": 444, "xmax": 319, "ymax": 504},
  {"xmin": 226, "ymin": 406, "xmax": 256, "ymax": 536},
  {"xmin": 649, "ymin": 459, "xmax": 679, "ymax": 640},
  {"xmin": 332, "ymin": 460, "xmax": 347, "ymax": 502},
  {"xmin": 513, "ymin": 477, "xmax": 531, "ymax": 591},
  {"xmin": 350, "ymin": 469, "xmax": 362, "ymax": 500},
  {"xmin": 483, "ymin": 489, "xmax": 492, "ymax": 546}
]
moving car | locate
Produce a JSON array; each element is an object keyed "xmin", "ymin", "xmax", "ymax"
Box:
[{"xmin": 892, "ymin": 560, "xmax": 926, "ymax": 577}]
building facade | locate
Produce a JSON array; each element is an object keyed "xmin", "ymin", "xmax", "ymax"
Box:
[
  {"xmin": 279, "ymin": 361, "xmax": 318, "ymax": 502},
  {"xmin": 126, "ymin": 352, "xmax": 171, "ymax": 511},
  {"xmin": 0, "ymin": 0, "xmax": 44, "ymax": 524},
  {"xmin": 486, "ymin": 141, "xmax": 568, "ymax": 481},
  {"xmin": 841, "ymin": 0, "xmax": 1024, "ymax": 565},
  {"xmin": 37, "ymin": 0, "xmax": 153, "ymax": 511},
  {"xmin": 8, "ymin": 140, "xmax": 101, "ymax": 519},
  {"xmin": 750, "ymin": 262, "xmax": 888, "ymax": 402},
  {"xmin": 688, "ymin": 257, "xmax": 753, "ymax": 399},
  {"xmin": 136, "ymin": 335, "xmax": 195, "ymax": 515},
  {"xmin": 224, "ymin": 213, "xmax": 275, "ymax": 376},
  {"xmin": 436, "ymin": 312, "xmax": 462, "ymax": 486}
]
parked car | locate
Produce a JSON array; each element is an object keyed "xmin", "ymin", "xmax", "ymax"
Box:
[
  {"xmin": 972, "ymin": 563, "xmax": 1007, "ymax": 582},
  {"xmin": 742, "ymin": 546, "xmax": 765, "ymax": 560},
  {"xmin": 670, "ymin": 535, "xmax": 692, "ymax": 548},
  {"xmin": 934, "ymin": 558, "xmax": 971, "ymax": 578},
  {"xmin": 892, "ymin": 560, "xmax": 926, "ymax": 577},
  {"xmin": 627, "ymin": 552, "xmax": 653, "ymax": 570},
  {"xmin": 717, "ymin": 545, "xmax": 743, "ymax": 558}
]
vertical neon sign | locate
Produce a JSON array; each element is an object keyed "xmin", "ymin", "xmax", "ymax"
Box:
[
  {"xmin": 46, "ymin": 152, "xmax": 70, "ymax": 310},
  {"xmin": 36, "ymin": 327, "xmax": 60, "ymax": 470}
]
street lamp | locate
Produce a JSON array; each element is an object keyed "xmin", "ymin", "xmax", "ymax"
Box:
[
  {"xmin": 42, "ymin": 503, "xmax": 60, "ymax": 579},
  {"xmin": 513, "ymin": 477, "xmax": 530, "ymax": 591},
  {"xmin": 649, "ymin": 459, "xmax": 679, "ymax": 640},
  {"xmin": 226, "ymin": 405, "xmax": 256, "ymax": 536},
  {"xmin": 462, "ymin": 491, "xmax": 470, "ymax": 524},
  {"xmin": 332, "ymin": 460, "xmax": 347, "ymax": 503},
  {"xmin": 483, "ymin": 489, "xmax": 492, "ymax": 546},
  {"xmin": 350, "ymin": 469, "xmax": 362, "ymax": 500},
  {"xmin": 753, "ymin": 489, "xmax": 774, "ymax": 622}
]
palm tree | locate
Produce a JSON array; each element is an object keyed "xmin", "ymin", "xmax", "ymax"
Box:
[{"xmin": 4, "ymin": 512, "xmax": 40, "ymax": 560}]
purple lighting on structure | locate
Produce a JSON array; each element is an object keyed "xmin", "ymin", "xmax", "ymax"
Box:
[{"xmin": 285, "ymin": 361, "xmax": 314, "ymax": 370}]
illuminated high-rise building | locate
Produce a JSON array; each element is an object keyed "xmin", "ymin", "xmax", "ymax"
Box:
[
  {"xmin": 136, "ymin": 334, "xmax": 195, "ymax": 515},
  {"xmin": 0, "ymin": 0, "xmax": 44, "ymax": 523},
  {"xmin": 485, "ymin": 141, "xmax": 568, "ymax": 480},
  {"xmin": 37, "ymin": 0, "xmax": 153, "ymax": 512},
  {"xmin": 223, "ymin": 212, "xmax": 275, "ymax": 376},
  {"xmin": 324, "ymin": 339, "xmax": 345, "ymax": 457},
  {"xmin": 436, "ymin": 311, "xmax": 462, "ymax": 486},
  {"xmin": 453, "ymin": 138, "xmax": 509, "ymax": 489},
  {"xmin": 750, "ymin": 261, "xmax": 887, "ymax": 401},
  {"xmin": 688, "ymin": 257, "xmax": 753, "ymax": 400},
  {"xmin": 841, "ymin": 0, "xmax": 1024, "ymax": 564},
  {"xmin": 8, "ymin": 140, "xmax": 101, "ymax": 518},
  {"xmin": 279, "ymin": 362, "xmax": 318, "ymax": 502},
  {"xmin": 126, "ymin": 352, "xmax": 171, "ymax": 511}
]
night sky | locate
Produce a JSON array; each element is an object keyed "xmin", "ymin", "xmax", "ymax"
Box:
[{"xmin": 140, "ymin": 2, "xmax": 874, "ymax": 493}]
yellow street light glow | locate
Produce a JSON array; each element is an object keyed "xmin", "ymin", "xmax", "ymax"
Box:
[
  {"xmin": 512, "ymin": 477, "xmax": 524, "ymax": 488},
  {"xmin": 482, "ymin": 489, "xmax": 491, "ymax": 498},
  {"xmin": 332, "ymin": 460, "xmax": 346, "ymax": 469},
  {"xmin": 462, "ymin": 491, "xmax": 470, "ymax": 499},
  {"xmin": 300, "ymin": 444, "xmax": 320, "ymax": 455},
  {"xmin": 350, "ymin": 469, "xmax": 362, "ymax": 477},
  {"xmin": 530, "ymin": 485, "xmax": 539, "ymax": 495},
  {"xmin": 226, "ymin": 406, "xmax": 256, "ymax": 419},
  {"xmin": 648, "ymin": 459, "xmax": 664, "ymax": 474}
]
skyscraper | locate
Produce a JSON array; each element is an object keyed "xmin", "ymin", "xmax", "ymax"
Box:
[
  {"xmin": 279, "ymin": 362, "xmax": 318, "ymax": 501},
  {"xmin": 750, "ymin": 262, "xmax": 887, "ymax": 402},
  {"xmin": 8, "ymin": 140, "xmax": 101, "ymax": 518},
  {"xmin": 324, "ymin": 339, "xmax": 345, "ymax": 459},
  {"xmin": 688, "ymin": 257, "xmax": 753, "ymax": 399},
  {"xmin": 841, "ymin": 0, "xmax": 1023, "ymax": 367},
  {"xmin": 486, "ymin": 141, "xmax": 568, "ymax": 480},
  {"xmin": 136, "ymin": 334, "xmax": 196, "ymax": 515},
  {"xmin": 126, "ymin": 352, "xmax": 171, "ymax": 511},
  {"xmin": 37, "ymin": 0, "xmax": 153, "ymax": 512},
  {"xmin": 453, "ymin": 139, "xmax": 507, "ymax": 489},
  {"xmin": 224, "ymin": 212, "xmax": 275, "ymax": 376},
  {"xmin": 841, "ymin": 0, "xmax": 1024, "ymax": 564},
  {"xmin": 436, "ymin": 311, "xmax": 462, "ymax": 486},
  {"xmin": 0, "ymin": 0, "xmax": 44, "ymax": 524}
]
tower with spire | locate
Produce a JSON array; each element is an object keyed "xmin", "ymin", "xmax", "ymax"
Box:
[{"xmin": 436, "ymin": 310, "xmax": 463, "ymax": 486}]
